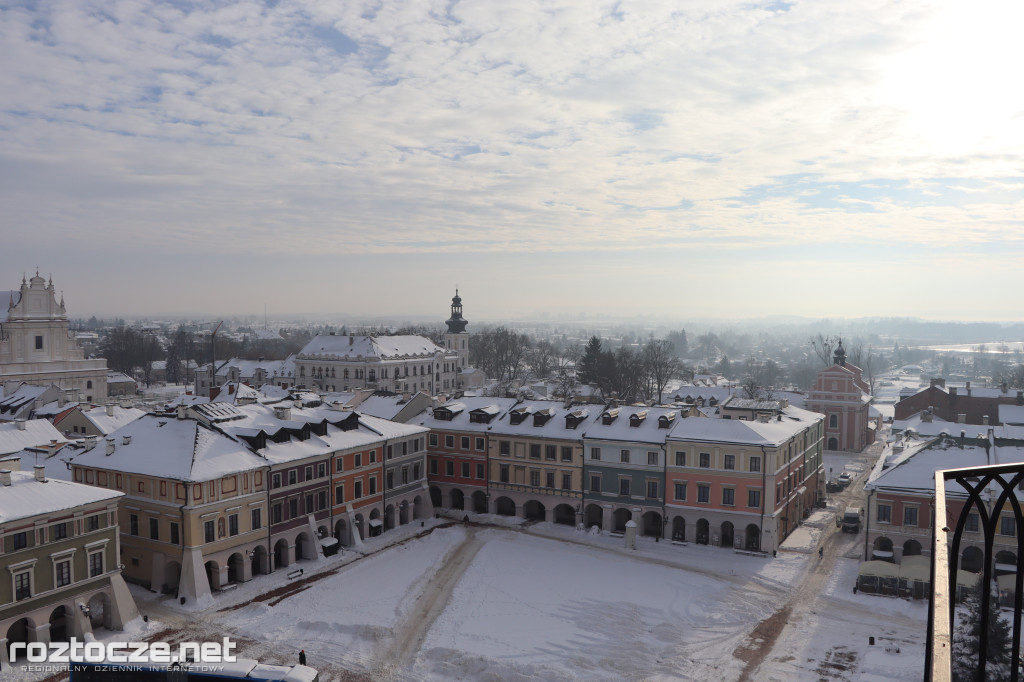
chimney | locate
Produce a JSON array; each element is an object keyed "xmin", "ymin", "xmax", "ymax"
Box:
[
  {"xmin": 86, "ymin": 435, "xmax": 98, "ymax": 451},
  {"xmin": 982, "ymin": 415, "xmax": 989, "ymax": 425},
  {"xmin": 349, "ymin": 336, "xmax": 354, "ymax": 346},
  {"xmin": 1002, "ymin": 382, "xmax": 1009, "ymax": 394},
  {"xmin": 15, "ymin": 418, "xmax": 26, "ymax": 431},
  {"xmin": 34, "ymin": 397, "xmax": 43, "ymax": 410},
  {"xmin": 273, "ymin": 405, "xmax": 292, "ymax": 421},
  {"xmin": 48, "ymin": 439, "xmax": 57, "ymax": 457},
  {"xmin": 949, "ymin": 387, "xmax": 957, "ymax": 397},
  {"xmin": 105, "ymin": 438, "xmax": 115, "ymax": 456},
  {"xmin": 922, "ymin": 410, "xmax": 932, "ymax": 423},
  {"xmin": 957, "ymin": 414, "xmax": 966, "ymax": 424},
  {"xmin": 177, "ymin": 405, "xmax": 187, "ymax": 420},
  {"xmin": 34, "ymin": 465, "xmax": 46, "ymax": 482},
  {"xmin": 58, "ymin": 393, "xmax": 66, "ymax": 407},
  {"xmin": 1018, "ymin": 390, "xmax": 1024, "ymax": 406},
  {"xmin": 106, "ymin": 403, "xmax": 115, "ymax": 417},
  {"xmin": 122, "ymin": 435, "xmax": 132, "ymax": 445},
  {"xmin": 0, "ymin": 470, "xmax": 11, "ymax": 486},
  {"xmin": 966, "ymin": 381, "xmax": 972, "ymax": 397},
  {"xmin": 930, "ymin": 378, "xmax": 938, "ymax": 389}
]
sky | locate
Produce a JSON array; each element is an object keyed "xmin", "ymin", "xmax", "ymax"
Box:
[{"xmin": 2, "ymin": 0, "xmax": 1023, "ymax": 322}]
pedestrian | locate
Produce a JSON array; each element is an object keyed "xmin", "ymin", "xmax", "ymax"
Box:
[
  {"xmin": 818, "ymin": 546, "xmax": 823, "ymax": 559},
  {"xmin": 299, "ymin": 650, "xmax": 306, "ymax": 666}
]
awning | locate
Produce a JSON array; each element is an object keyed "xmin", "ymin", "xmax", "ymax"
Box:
[
  {"xmin": 859, "ymin": 561, "xmax": 901, "ymax": 579},
  {"xmin": 995, "ymin": 562, "xmax": 1017, "ymax": 573},
  {"xmin": 368, "ymin": 519, "xmax": 383, "ymax": 528},
  {"xmin": 320, "ymin": 537, "xmax": 338, "ymax": 547},
  {"xmin": 872, "ymin": 550, "xmax": 894, "ymax": 559}
]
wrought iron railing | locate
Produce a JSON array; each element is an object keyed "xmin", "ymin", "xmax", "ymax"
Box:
[{"xmin": 927, "ymin": 462, "xmax": 1024, "ymax": 682}]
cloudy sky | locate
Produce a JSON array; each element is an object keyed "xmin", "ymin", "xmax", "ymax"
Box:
[{"xmin": 2, "ymin": 0, "xmax": 1022, "ymax": 321}]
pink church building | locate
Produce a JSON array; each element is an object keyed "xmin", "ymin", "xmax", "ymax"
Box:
[{"xmin": 804, "ymin": 341, "xmax": 873, "ymax": 452}]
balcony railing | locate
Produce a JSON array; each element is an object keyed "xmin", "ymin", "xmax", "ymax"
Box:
[{"xmin": 927, "ymin": 462, "xmax": 1024, "ymax": 682}]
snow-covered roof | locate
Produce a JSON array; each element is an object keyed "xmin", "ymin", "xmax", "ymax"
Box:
[
  {"xmin": 34, "ymin": 400, "xmax": 79, "ymax": 418},
  {"xmin": 107, "ymin": 371, "xmax": 135, "ymax": 384},
  {"xmin": 79, "ymin": 404, "xmax": 147, "ymax": 435},
  {"xmin": 70, "ymin": 414, "xmax": 267, "ymax": 482},
  {"xmin": 0, "ymin": 419, "xmax": 69, "ymax": 457},
  {"xmin": 414, "ymin": 397, "xmax": 520, "ymax": 432},
  {"xmin": 585, "ymin": 405, "xmax": 688, "ymax": 445},
  {"xmin": 0, "ymin": 383, "xmax": 50, "ymax": 416},
  {"xmin": 667, "ymin": 405, "xmax": 824, "ymax": 447},
  {"xmin": 0, "ymin": 469, "xmax": 122, "ymax": 525},
  {"xmin": 999, "ymin": 404, "xmax": 1024, "ymax": 425},
  {"xmin": 487, "ymin": 400, "xmax": 601, "ymax": 439},
  {"xmin": 299, "ymin": 334, "xmax": 446, "ymax": 360}
]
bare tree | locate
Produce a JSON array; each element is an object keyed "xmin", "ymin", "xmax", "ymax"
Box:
[
  {"xmin": 810, "ymin": 334, "xmax": 839, "ymax": 367},
  {"xmin": 528, "ymin": 340, "xmax": 557, "ymax": 380},
  {"xmin": 641, "ymin": 337, "xmax": 680, "ymax": 403}
]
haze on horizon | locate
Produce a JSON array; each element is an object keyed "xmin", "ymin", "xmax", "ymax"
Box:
[{"xmin": 2, "ymin": 0, "xmax": 1022, "ymax": 322}]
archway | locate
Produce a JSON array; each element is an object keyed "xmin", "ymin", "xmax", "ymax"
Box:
[
  {"xmin": 613, "ymin": 508, "xmax": 632, "ymax": 533},
  {"xmin": 274, "ymin": 538, "xmax": 291, "ymax": 569},
  {"xmin": 495, "ymin": 496, "xmax": 516, "ymax": 516},
  {"xmin": 251, "ymin": 545, "xmax": 268, "ymax": 576},
  {"xmin": 745, "ymin": 524, "xmax": 761, "ymax": 551},
  {"xmin": 720, "ymin": 521, "xmax": 735, "ymax": 549},
  {"xmin": 961, "ymin": 546, "xmax": 984, "ymax": 573},
  {"xmin": 902, "ymin": 539, "xmax": 922, "ymax": 557},
  {"xmin": 399, "ymin": 501, "xmax": 410, "ymax": 525},
  {"xmin": 995, "ymin": 550, "xmax": 1018, "ymax": 574},
  {"xmin": 672, "ymin": 516, "xmax": 686, "ymax": 542},
  {"xmin": 204, "ymin": 560, "xmax": 221, "ymax": 592},
  {"xmin": 472, "ymin": 490, "xmax": 488, "ymax": 513},
  {"xmin": 872, "ymin": 536, "xmax": 894, "ymax": 561},
  {"xmin": 642, "ymin": 511, "xmax": 663, "ymax": 537},
  {"xmin": 553, "ymin": 504, "xmax": 575, "ymax": 526},
  {"xmin": 49, "ymin": 605, "xmax": 69, "ymax": 644},
  {"xmin": 385, "ymin": 504, "xmax": 396, "ymax": 531},
  {"xmin": 827, "ymin": 437, "xmax": 839, "ymax": 450},
  {"xmin": 369, "ymin": 508, "xmax": 382, "ymax": 537},
  {"xmin": 295, "ymin": 532, "xmax": 313, "ymax": 559},
  {"xmin": 450, "ymin": 488, "xmax": 465, "ymax": 511},
  {"xmin": 585, "ymin": 504, "xmax": 604, "ymax": 530},
  {"xmin": 6, "ymin": 618, "xmax": 32, "ymax": 663},
  {"xmin": 523, "ymin": 500, "xmax": 546, "ymax": 521},
  {"xmin": 429, "ymin": 486, "xmax": 443, "ymax": 508},
  {"xmin": 86, "ymin": 592, "xmax": 111, "ymax": 629},
  {"xmin": 696, "ymin": 519, "xmax": 710, "ymax": 545},
  {"xmin": 413, "ymin": 495, "xmax": 424, "ymax": 520},
  {"xmin": 335, "ymin": 519, "xmax": 350, "ymax": 546},
  {"xmin": 164, "ymin": 560, "xmax": 182, "ymax": 593},
  {"xmin": 227, "ymin": 552, "xmax": 245, "ymax": 583}
]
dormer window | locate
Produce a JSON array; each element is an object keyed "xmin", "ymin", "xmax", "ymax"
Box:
[
  {"xmin": 629, "ymin": 411, "xmax": 648, "ymax": 427},
  {"xmin": 565, "ymin": 408, "xmax": 588, "ymax": 430},
  {"xmin": 602, "ymin": 408, "xmax": 620, "ymax": 425},
  {"xmin": 470, "ymin": 405, "xmax": 500, "ymax": 424},
  {"xmin": 509, "ymin": 406, "xmax": 533, "ymax": 426},
  {"xmin": 658, "ymin": 411, "xmax": 677, "ymax": 428},
  {"xmin": 533, "ymin": 408, "xmax": 555, "ymax": 427}
]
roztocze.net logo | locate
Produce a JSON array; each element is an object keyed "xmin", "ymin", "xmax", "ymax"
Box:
[{"xmin": 11, "ymin": 636, "xmax": 237, "ymax": 664}]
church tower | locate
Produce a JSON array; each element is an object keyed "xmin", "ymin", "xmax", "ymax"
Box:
[{"xmin": 443, "ymin": 289, "xmax": 470, "ymax": 370}]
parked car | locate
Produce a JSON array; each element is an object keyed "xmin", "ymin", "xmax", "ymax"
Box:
[
  {"xmin": 842, "ymin": 507, "xmax": 862, "ymax": 533},
  {"xmin": 837, "ymin": 472, "xmax": 852, "ymax": 488},
  {"xmin": 826, "ymin": 480, "xmax": 843, "ymax": 493}
]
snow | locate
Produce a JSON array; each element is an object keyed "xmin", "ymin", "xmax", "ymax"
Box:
[
  {"xmin": 0, "ymin": 418, "xmax": 68, "ymax": 457},
  {"xmin": 0, "ymin": 468, "xmax": 122, "ymax": 523}
]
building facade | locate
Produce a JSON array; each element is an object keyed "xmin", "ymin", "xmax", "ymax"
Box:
[{"xmin": 804, "ymin": 342, "xmax": 872, "ymax": 452}]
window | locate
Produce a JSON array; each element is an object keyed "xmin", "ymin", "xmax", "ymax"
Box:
[
  {"xmin": 170, "ymin": 522, "xmax": 180, "ymax": 545},
  {"xmin": 722, "ymin": 488, "xmax": 735, "ymax": 506},
  {"xmin": 647, "ymin": 480, "xmax": 658, "ymax": 498},
  {"xmin": 445, "ymin": 461, "xmax": 454, "ymax": 476},
  {"xmin": 429, "ymin": 459, "xmax": 437, "ymax": 475},
  {"xmin": 335, "ymin": 484, "xmax": 345, "ymax": 504},
  {"xmin": 877, "ymin": 504, "xmax": 892, "ymax": 524},
  {"xmin": 12, "ymin": 531, "xmax": 27, "ymax": 550},
  {"xmin": 903, "ymin": 506, "xmax": 919, "ymax": 527},
  {"xmin": 304, "ymin": 466, "xmax": 313, "ymax": 481},
  {"xmin": 401, "ymin": 467, "xmax": 409, "ymax": 485},
  {"xmin": 89, "ymin": 551, "xmax": 103, "ymax": 577},
  {"xmin": 562, "ymin": 473, "xmax": 571, "ymax": 490},
  {"xmin": 272, "ymin": 504, "xmax": 282, "ymax": 524},
  {"xmin": 336, "ymin": 458, "xmax": 344, "ymax": 473},
  {"xmin": 829, "ymin": 414, "xmax": 838, "ymax": 428},
  {"xmin": 749, "ymin": 456, "xmax": 761, "ymax": 473},
  {"xmin": 429, "ymin": 434, "xmax": 438, "ymax": 447},
  {"xmin": 387, "ymin": 445, "xmax": 394, "ymax": 460},
  {"xmin": 530, "ymin": 444, "xmax": 541, "ymax": 459},
  {"xmin": 699, "ymin": 453, "xmax": 710, "ymax": 468},
  {"xmin": 531, "ymin": 470, "xmax": 541, "ymax": 487},
  {"xmin": 445, "ymin": 435, "xmax": 455, "ymax": 448},
  {"xmin": 229, "ymin": 514, "xmax": 239, "ymax": 536},
  {"xmin": 591, "ymin": 447, "xmax": 601, "ymax": 460},
  {"xmin": 500, "ymin": 441, "xmax": 511, "ymax": 455},
  {"xmin": 461, "ymin": 436, "xmax": 470, "ymax": 449},
  {"xmin": 476, "ymin": 438, "xmax": 485, "ymax": 451},
  {"xmin": 15, "ymin": 571, "xmax": 31, "ymax": 600},
  {"xmin": 53, "ymin": 523, "xmax": 67, "ymax": 541},
  {"xmin": 355, "ymin": 453, "xmax": 362, "ymax": 468},
  {"xmin": 675, "ymin": 452, "xmax": 685, "ymax": 467},
  {"xmin": 35, "ymin": 335, "xmax": 43, "ymax": 350},
  {"xmin": 561, "ymin": 446, "xmax": 573, "ymax": 462},
  {"xmin": 590, "ymin": 474, "xmax": 601, "ymax": 493},
  {"xmin": 748, "ymin": 490, "xmax": 761, "ymax": 508},
  {"xmin": 461, "ymin": 462, "xmax": 470, "ymax": 478},
  {"xmin": 149, "ymin": 518, "xmax": 159, "ymax": 540},
  {"xmin": 87, "ymin": 515, "xmax": 100, "ymax": 532},
  {"xmin": 317, "ymin": 462, "xmax": 327, "ymax": 478},
  {"xmin": 697, "ymin": 484, "xmax": 710, "ymax": 503},
  {"xmin": 724, "ymin": 455, "xmax": 735, "ymax": 470},
  {"xmin": 965, "ymin": 512, "xmax": 979, "ymax": 532},
  {"xmin": 620, "ymin": 449, "xmax": 630, "ymax": 463},
  {"xmin": 546, "ymin": 445, "xmax": 557, "ymax": 460},
  {"xmin": 204, "ymin": 520, "xmax": 215, "ymax": 543},
  {"xmin": 647, "ymin": 451, "xmax": 658, "ymax": 466},
  {"xmin": 1001, "ymin": 516, "xmax": 1016, "ymax": 537},
  {"xmin": 500, "ymin": 464, "xmax": 510, "ymax": 483},
  {"xmin": 56, "ymin": 560, "xmax": 71, "ymax": 587},
  {"xmin": 130, "ymin": 514, "xmax": 139, "ymax": 536},
  {"xmin": 546, "ymin": 472, "xmax": 555, "ymax": 488},
  {"xmin": 289, "ymin": 499, "xmax": 298, "ymax": 518},
  {"xmin": 674, "ymin": 482, "xmax": 687, "ymax": 501},
  {"xmin": 619, "ymin": 478, "xmax": 631, "ymax": 496},
  {"xmin": 288, "ymin": 470, "xmax": 297, "ymax": 485},
  {"xmin": 272, "ymin": 473, "xmax": 282, "ymax": 489}
]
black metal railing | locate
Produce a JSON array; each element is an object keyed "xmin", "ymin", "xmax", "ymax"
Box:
[{"xmin": 927, "ymin": 462, "xmax": 1024, "ymax": 682}]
